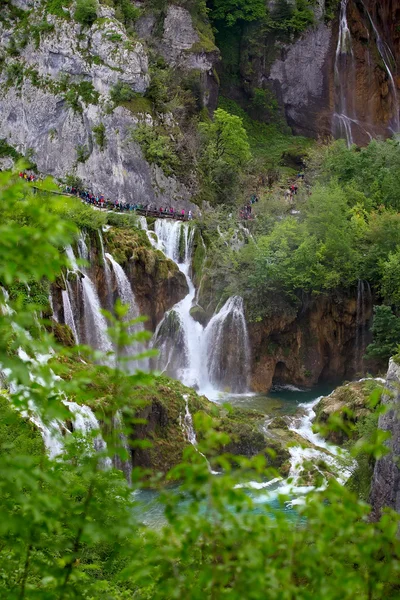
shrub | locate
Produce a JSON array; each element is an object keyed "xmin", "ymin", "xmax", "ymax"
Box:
[
  {"xmin": 74, "ymin": 0, "xmax": 98, "ymax": 26},
  {"xmin": 92, "ymin": 122, "xmax": 106, "ymax": 150},
  {"xmin": 110, "ymin": 81, "xmax": 137, "ymax": 104},
  {"xmin": 76, "ymin": 144, "xmax": 90, "ymax": 163}
]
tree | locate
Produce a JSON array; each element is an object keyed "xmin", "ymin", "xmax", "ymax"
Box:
[
  {"xmin": 366, "ymin": 305, "xmax": 400, "ymax": 363},
  {"xmin": 74, "ymin": 0, "xmax": 98, "ymax": 27},
  {"xmin": 199, "ymin": 108, "xmax": 251, "ymax": 205}
]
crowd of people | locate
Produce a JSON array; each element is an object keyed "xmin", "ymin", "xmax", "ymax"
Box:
[
  {"xmin": 239, "ymin": 194, "xmax": 258, "ymax": 220},
  {"xmin": 18, "ymin": 172, "xmax": 195, "ymax": 220},
  {"xmin": 19, "ymin": 171, "xmax": 39, "ymax": 182}
]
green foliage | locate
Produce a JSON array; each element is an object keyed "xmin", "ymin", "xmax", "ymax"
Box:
[
  {"xmin": 64, "ymin": 81, "xmax": 99, "ymax": 112},
  {"xmin": 209, "ymin": 0, "xmax": 266, "ymax": 26},
  {"xmin": 46, "ymin": 0, "xmax": 72, "ymax": 18},
  {"xmin": 31, "ymin": 20, "xmax": 55, "ymax": 48},
  {"xmin": 113, "ymin": 0, "xmax": 141, "ymax": 25},
  {"xmin": 366, "ymin": 306, "xmax": 400, "ymax": 363},
  {"xmin": 132, "ymin": 123, "xmax": 179, "ymax": 176},
  {"xmin": 1, "ymin": 171, "xmax": 400, "ymax": 599},
  {"xmin": 309, "ymin": 138, "xmax": 400, "ymax": 212},
  {"xmin": 0, "ymin": 139, "xmax": 22, "ymax": 160},
  {"xmin": 5, "ymin": 61, "xmax": 24, "ymax": 88},
  {"xmin": 75, "ymin": 144, "xmax": 90, "ymax": 163},
  {"xmin": 92, "ymin": 122, "xmax": 106, "ymax": 150},
  {"xmin": 74, "ymin": 0, "xmax": 98, "ymax": 26},
  {"xmin": 199, "ymin": 108, "xmax": 251, "ymax": 205},
  {"xmin": 110, "ymin": 81, "xmax": 138, "ymax": 104}
]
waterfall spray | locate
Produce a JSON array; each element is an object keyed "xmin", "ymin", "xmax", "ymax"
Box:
[
  {"xmin": 333, "ymin": 0, "xmax": 356, "ymax": 146},
  {"xmin": 105, "ymin": 253, "xmax": 148, "ymax": 370},
  {"xmin": 152, "ymin": 220, "xmax": 251, "ymax": 397}
]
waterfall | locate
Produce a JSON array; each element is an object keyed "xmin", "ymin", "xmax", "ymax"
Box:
[
  {"xmin": 153, "ymin": 220, "xmax": 204, "ymax": 389},
  {"xmin": 62, "ymin": 289, "xmax": 79, "ymax": 343},
  {"xmin": 354, "ymin": 280, "xmax": 372, "ymax": 375},
  {"xmin": 181, "ymin": 395, "xmax": 197, "ymax": 445},
  {"xmin": 99, "ymin": 229, "xmax": 113, "ymax": 308},
  {"xmin": 63, "ymin": 400, "xmax": 112, "ymax": 468},
  {"xmin": 138, "ymin": 216, "xmax": 163, "ymax": 250},
  {"xmin": 112, "ymin": 411, "xmax": 132, "ymax": 484},
  {"xmin": 152, "ymin": 220, "xmax": 251, "ymax": 397},
  {"xmin": 202, "ymin": 296, "xmax": 251, "ymax": 394},
  {"xmin": 364, "ymin": 5, "xmax": 400, "ymax": 132},
  {"xmin": 81, "ymin": 275, "xmax": 113, "ymax": 353},
  {"xmin": 105, "ymin": 253, "xmax": 148, "ymax": 369},
  {"xmin": 180, "ymin": 394, "xmax": 216, "ymax": 473},
  {"xmin": 333, "ymin": 0, "xmax": 356, "ymax": 146},
  {"xmin": 65, "ymin": 242, "xmax": 112, "ymax": 354}
]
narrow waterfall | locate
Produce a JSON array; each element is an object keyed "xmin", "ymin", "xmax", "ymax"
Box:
[
  {"xmin": 333, "ymin": 0, "xmax": 356, "ymax": 146},
  {"xmin": 63, "ymin": 400, "xmax": 112, "ymax": 468},
  {"xmin": 62, "ymin": 289, "xmax": 79, "ymax": 343},
  {"xmin": 202, "ymin": 296, "xmax": 251, "ymax": 394},
  {"xmin": 181, "ymin": 395, "xmax": 197, "ymax": 445},
  {"xmin": 152, "ymin": 220, "xmax": 251, "ymax": 397},
  {"xmin": 105, "ymin": 252, "xmax": 148, "ymax": 369},
  {"xmin": 354, "ymin": 280, "xmax": 372, "ymax": 375},
  {"xmin": 364, "ymin": 6, "xmax": 400, "ymax": 132},
  {"xmin": 80, "ymin": 275, "xmax": 113, "ymax": 353},
  {"xmin": 99, "ymin": 229, "xmax": 113, "ymax": 308},
  {"xmin": 65, "ymin": 242, "xmax": 112, "ymax": 354},
  {"xmin": 112, "ymin": 411, "xmax": 132, "ymax": 484}
]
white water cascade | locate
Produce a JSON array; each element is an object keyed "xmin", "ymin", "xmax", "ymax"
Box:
[
  {"xmin": 202, "ymin": 296, "xmax": 251, "ymax": 394},
  {"xmin": 105, "ymin": 252, "xmax": 148, "ymax": 370},
  {"xmin": 354, "ymin": 280, "xmax": 372, "ymax": 375},
  {"xmin": 152, "ymin": 219, "xmax": 251, "ymax": 397},
  {"xmin": 333, "ymin": 0, "xmax": 356, "ymax": 146},
  {"xmin": 64, "ymin": 240, "xmax": 112, "ymax": 354},
  {"xmin": 112, "ymin": 411, "xmax": 133, "ymax": 484},
  {"xmin": 62, "ymin": 289, "xmax": 79, "ymax": 344},
  {"xmin": 364, "ymin": 4, "xmax": 400, "ymax": 133}
]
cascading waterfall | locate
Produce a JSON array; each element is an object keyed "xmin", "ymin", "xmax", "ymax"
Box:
[
  {"xmin": 64, "ymin": 242, "xmax": 112, "ymax": 354},
  {"xmin": 99, "ymin": 229, "xmax": 113, "ymax": 308},
  {"xmin": 105, "ymin": 252, "xmax": 148, "ymax": 370},
  {"xmin": 364, "ymin": 5, "xmax": 400, "ymax": 132},
  {"xmin": 333, "ymin": 0, "xmax": 356, "ymax": 146},
  {"xmin": 202, "ymin": 296, "xmax": 251, "ymax": 394},
  {"xmin": 181, "ymin": 394, "xmax": 197, "ymax": 445},
  {"xmin": 112, "ymin": 411, "xmax": 132, "ymax": 484},
  {"xmin": 62, "ymin": 289, "xmax": 79, "ymax": 343},
  {"xmin": 153, "ymin": 220, "xmax": 204, "ymax": 389},
  {"xmin": 152, "ymin": 219, "xmax": 251, "ymax": 396},
  {"xmin": 354, "ymin": 280, "xmax": 372, "ymax": 374}
]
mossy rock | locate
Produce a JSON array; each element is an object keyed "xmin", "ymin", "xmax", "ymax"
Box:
[
  {"xmin": 52, "ymin": 322, "xmax": 76, "ymax": 347},
  {"xmin": 269, "ymin": 416, "xmax": 289, "ymax": 430},
  {"xmin": 104, "ymin": 226, "xmax": 151, "ymax": 265},
  {"xmin": 189, "ymin": 305, "xmax": 208, "ymax": 326}
]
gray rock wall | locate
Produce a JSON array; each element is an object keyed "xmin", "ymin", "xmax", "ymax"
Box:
[
  {"xmin": 370, "ymin": 358, "xmax": 400, "ymax": 519},
  {"xmin": 0, "ymin": 2, "xmax": 209, "ymax": 211}
]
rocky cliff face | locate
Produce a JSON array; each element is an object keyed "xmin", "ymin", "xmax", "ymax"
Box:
[
  {"xmin": 249, "ymin": 289, "xmax": 373, "ymax": 392},
  {"xmin": 219, "ymin": 0, "xmax": 400, "ymax": 143},
  {"xmin": 0, "ymin": 0, "xmax": 218, "ymax": 209},
  {"xmin": 370, "ymin": 358, "xmax": 400, "ymax": 519}
]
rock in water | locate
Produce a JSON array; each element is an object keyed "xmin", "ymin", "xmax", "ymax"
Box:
[{"xmin": 370, "ymin": 358, "xmax": 400, "ymax": 519}]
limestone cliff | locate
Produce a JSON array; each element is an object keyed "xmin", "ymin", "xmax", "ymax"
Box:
[
  {"xmin": 0, "ymin": 0, "xmax": 219, "ymax": 209},
  {"xmin": 217, "ymin": 0, "xmax": 400, "ymax": 143},
  {"xmin": 370, "ymin": 358, "xmax": 400, "ymax": 519},
  {"xmin": 249, "ymin": 289, "xmax": 374, "ymax": 392}
]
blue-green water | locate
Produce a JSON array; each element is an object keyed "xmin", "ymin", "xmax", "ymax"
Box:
[{"xmin": 132, "ymin": 384, "xmax": 337, "ymax": 528}]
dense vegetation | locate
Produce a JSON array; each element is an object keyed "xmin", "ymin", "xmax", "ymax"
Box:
[
  {"xmin": 196, "ymin": 138, "xmax": 400, "ymax": 367},
  {"xmin": 1, "ymin": 169, "xmax": 400, "ymax": 598}
]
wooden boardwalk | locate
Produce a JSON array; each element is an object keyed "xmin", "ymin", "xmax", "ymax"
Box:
[{"xmin": 32, "ymin": 187, "xmax": 192, "ymax": 221}]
